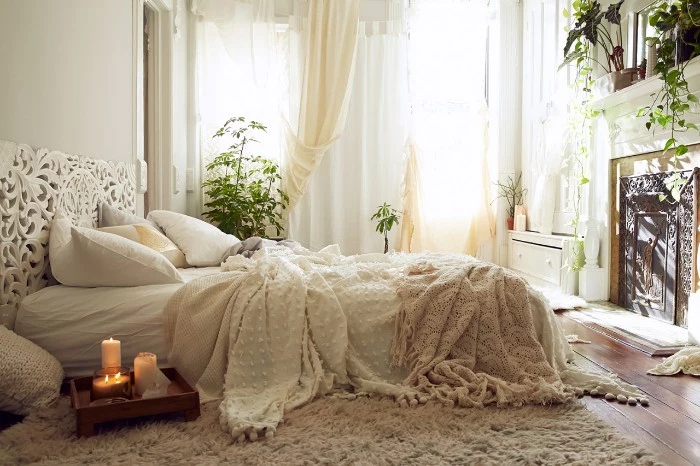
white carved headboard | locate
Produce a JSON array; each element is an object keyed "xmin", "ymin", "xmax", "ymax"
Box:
[{"xmin": 0, "ymin": 140, "xmax": 136, "ymax": 316}]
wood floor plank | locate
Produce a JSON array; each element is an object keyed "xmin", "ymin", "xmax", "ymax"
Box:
[
  {"xmin": 571, "ymin": 352, "xmax": 700, "ymax": 463},
  {"xmin": 581, "ymin": 397, "xmax": 693, "ymax": 466},
  {"xmin": 555, "ymin": 313, "xmax": 700, "ymax": 465},
  {"xmin": 560, "ymin": 316, "xmax": 700, "ymax": 404},
  {"xmin": 570, "ymin": 338, "xmax": 700, "ymax": 424}
]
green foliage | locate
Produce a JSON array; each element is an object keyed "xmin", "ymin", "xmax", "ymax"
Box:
[
  {"xmin": 493, "ymin": 173, "xmax": 527, "ymax": 219},
  {"xmin": 638, "ymin": 0, "xmax": 700, "ymax": 202},
  {"xmin": 560, "ymin": 1, "xmax": 603, "ymax": 269},
  {"xmin": 566, "ymin": 238, "xmax": 587, "ymax": 272},
  {"xmin": 202, "ymin": 117, "xmax": 289, "ymax": 239},
  {"xmin": 562, "ymin": 0, "xmax": 626, "ymax": 74},
  {"xmin": 371, "ymin": 202, "xmax": 401, "ymax": 253}
]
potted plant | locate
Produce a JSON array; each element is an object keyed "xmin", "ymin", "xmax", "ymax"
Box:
[
  {"xmin": 562, "ymin": 0, "xmax": 636, "ymax": 95},
  {"xmin": 493, "ymin": 173, "xmax": 527, "ymax": 230},
  {"xmin": 638, "ymin": 0, "xmax": 700, "ymax": 202},
  {"xmin": 202, "ymin": 117, "xmax": 289, "ymax": 239},
  {"xmin": 371, "ymin": 202, "xmax": 401, "ymax": 253}
]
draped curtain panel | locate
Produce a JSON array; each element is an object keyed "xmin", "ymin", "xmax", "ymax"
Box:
[
  {"xmin": 290, "ymin": 18, "xmax": 409, "ymax": 254},
  {"xmin": 282, "ymin": 0, "xmax": 361, "ymax": 208},
  {"xmin": 399, "ymin": 0, "xmax": 495, "ymax": 256}
]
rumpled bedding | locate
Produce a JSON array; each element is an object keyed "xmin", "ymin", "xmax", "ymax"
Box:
[{"xmin": 166, "ymin": 245, "xmax": 641, "ymax": 440}]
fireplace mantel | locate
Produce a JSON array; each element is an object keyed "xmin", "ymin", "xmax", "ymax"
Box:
[
  {"xmin": 581, "ymin": 57, "xmax": 700, "ymax": 308},
  {"xmin": 590, "ymin": 57, "xmax": 700, "ymax": 159},
  {"xmin": 590, "ymin": 58, "xmax": 700, "ymax": 114}
]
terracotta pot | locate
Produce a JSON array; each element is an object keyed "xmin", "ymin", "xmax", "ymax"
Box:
[{"xmin": 506, "ymin": 217, "xmax": 514, "ymax": 230}]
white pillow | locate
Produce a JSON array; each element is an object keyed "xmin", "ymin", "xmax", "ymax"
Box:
[
  {"xmin": 99, "ymin": 202, "xmax": 161, "ymax": 231},
  {"xmin": 147, "ymin": 210, "xmax": 240, "ymax": 266},
  {"xmin": 0, "ymin": 326, "xmax": 64, "ymax": 415},
  {"xmin": 98, "ymin": 224, "xmax": 189, "ymax": 268},
  {"xmin": 49, "ymin": 212, "xmax": 184, "ymax": 287}
]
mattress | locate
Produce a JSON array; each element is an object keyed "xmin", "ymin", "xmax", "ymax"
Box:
[{"xmin": 14, "ymin": 267, "xmax": 221, "ymax": 377}]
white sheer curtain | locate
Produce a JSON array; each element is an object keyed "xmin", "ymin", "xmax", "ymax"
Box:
[
  {"xmin": 193, "ymin": 0, "xmax": 494, "ymax": 254},
  {"xmin": 192, "ymin": 0, "xmax": 283, "ymax": 186},
  {"xmin": 399, "ymin": 0, "xmax": 495, "ymax": 255},
  {"xmin": 290, "ymin": 16, "xmax": 409, "ymax": 254}
]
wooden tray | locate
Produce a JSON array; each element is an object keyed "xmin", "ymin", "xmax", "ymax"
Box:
[{"xmin": 70, "ymin": 367, "xmax": 200, "ymax": 437}]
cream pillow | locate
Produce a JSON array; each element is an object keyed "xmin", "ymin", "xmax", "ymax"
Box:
[
  {"xmin": 98, "ymin": 224, "xmax": 189, "ymax": 268},
  {"xmin": 99, "ymin": 202, "xmax": 161, "ymax": 231},
  {"xmin": 147, "ymin": 210, "xmax": 240, "ymax": 266},
  {"xmin": 0, "ymin": 326, "xmax": 64, "ymax": 415},
  {"xmin": 49, "ymin": 213, "xmax": 184, "ymax": 287}
]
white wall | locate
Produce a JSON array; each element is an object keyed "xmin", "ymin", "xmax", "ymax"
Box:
[{"xmin": 0, "ymin": 0, "xmax": 133, "ymax": 164}]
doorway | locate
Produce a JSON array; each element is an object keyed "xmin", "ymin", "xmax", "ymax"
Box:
[{"xmin": 143, "ymin": 4, "xmax": 156, "ymax": 213}]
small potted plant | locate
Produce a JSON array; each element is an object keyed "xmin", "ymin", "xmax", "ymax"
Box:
[
  {"xmin": 371, "ymin": 202, "xmax": 401, "ymax": 253},
  {"xmin": 493, "ymin": 173, "xmax": 527, "ymax": 230},
  {"xmin": 561, "ymin": 0, "xmax": 636, "ymax": 95},
  {"xmin": 202, "ymin": 117, "xmax": 289, "ymax": 239}
]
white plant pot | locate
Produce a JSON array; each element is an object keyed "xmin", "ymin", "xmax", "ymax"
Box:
[{"xmin": 594, "ymin": 69, "xmax": 637, "ymax": 97}]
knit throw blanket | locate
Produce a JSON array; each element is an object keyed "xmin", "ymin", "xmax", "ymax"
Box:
[
  {"xmin": 392, "ymin": 260, "xmax": 571, "ymax": 407},
  {"xmin": 166, "ymin": 247, "xmax": 641, "ymax": 440}
]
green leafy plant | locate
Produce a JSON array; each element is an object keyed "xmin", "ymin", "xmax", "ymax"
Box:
[
  {"xmin": 560, "ymin": 0, "xmax": 602, "ymax": 271},
  {"xmin": 637, "ymin": 0, "xmax": 700, "ymax": 202},
  {"xmin": 562, "ymin": 0, "xmax": 626, "ymax": 74},
  {"xmin": 371, "ymin": 202, "xmax": 401, "ymax": 253},
  {"xmin": 202, "ymin": 117, "xmax": 289, "ymax": 239},
  {"xmin": 493, "ymin": 173, "xmax": 527, "ymax": 219}
]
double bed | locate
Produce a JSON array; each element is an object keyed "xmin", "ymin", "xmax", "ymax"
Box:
[
  {"xmin": 0, "ymin": 139, "xmax": 642, "ymax": 441},
  {"xmin": 15, "ymin": 267, "xmax": 220, "ymax": 377}
]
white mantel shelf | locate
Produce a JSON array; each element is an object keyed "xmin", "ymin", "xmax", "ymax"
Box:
[{"xmin": 590, "ymin": 57, "xmax": 700, "ymax": 111}]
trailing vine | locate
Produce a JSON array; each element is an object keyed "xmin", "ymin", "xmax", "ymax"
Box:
[
  {"xmin": 638, "ymin": 0, "xmax": 700, "ymax": 202},
  {"xmin": 560, "ymin": 0, "xmax": 605, "ymax": 271}
]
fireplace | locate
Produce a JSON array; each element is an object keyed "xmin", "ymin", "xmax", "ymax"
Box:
[{"xmin": 618, "ymin": 169, "xmax": 698, "ymax": 327}]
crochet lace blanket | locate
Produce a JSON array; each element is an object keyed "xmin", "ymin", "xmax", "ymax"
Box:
[
  {"xmin": 166, "ymin": 246, "xmax": 641, "ymax": 440},
  {"xmin": 392, "ymin": 259, "xmax": 572, "ymax": 406}
]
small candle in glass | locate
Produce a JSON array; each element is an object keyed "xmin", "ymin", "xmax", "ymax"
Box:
[{"xmin": 91, "ymin": 367, "xmax": 131, "ymax": 401}]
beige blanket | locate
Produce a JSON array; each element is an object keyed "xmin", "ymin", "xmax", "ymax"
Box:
[
  {"xmin": 392, "ymin": 260, "xmax": 572, "ymax": 407},
  {"xmin": 166, "ymin": 247, "xmax": 642, "ymax": 440}
]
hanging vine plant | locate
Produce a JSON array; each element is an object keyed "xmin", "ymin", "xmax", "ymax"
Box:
[
  {"xmin": 637, "ymin": 0, "xmax": 700, "ymax": 202},
  {"xmin": 559, "ymin": 0, "xmax": 603, "ymax": 271}
]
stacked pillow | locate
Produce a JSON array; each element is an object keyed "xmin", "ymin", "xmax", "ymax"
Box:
[
  {"xmin": 99, "ymin": 203, "xmax": 162, "ymax": 231},
  {"xmin": 48, "ymin": 205, "xmax": 243, "ymax": 287},
  {"xmin": 49, "ymin": 211, "xmax": 184, "ymax": 287},
  {"xmin": 147, "ymin": 210, "xmax": 240, "ymax": 266},
  {"xmin": 97, "ymin": 224, "xmax": 188, "ymax": 268}
]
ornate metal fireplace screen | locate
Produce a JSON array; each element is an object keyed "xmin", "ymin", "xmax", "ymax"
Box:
[{"xmin": 618, "ymin": 169, "xmax": 698, "ymax": 327}]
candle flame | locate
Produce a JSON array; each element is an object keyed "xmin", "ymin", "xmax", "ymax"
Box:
[
  {"xmin": 104, "ymin": 375, "xmax": 109, "ymax": 383},
  {"xmin": 116, "ymin": 372, "xmax": 121, "ymax": 380},
  {"xmin": 109, "ymin": 337, "xmax": 113, "ymax": 342}
]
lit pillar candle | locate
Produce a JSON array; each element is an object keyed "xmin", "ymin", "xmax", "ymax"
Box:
[
  {"xmin": 91, "ymin": 370, "xmax": 130, "ymax": 400},
  {"xmin": 134, "ymin": 352, "xmax": 158, "ymax": 396},
  {"xmin": 101, "ymin": 337, "xmax": 121, "ymax": 368}
]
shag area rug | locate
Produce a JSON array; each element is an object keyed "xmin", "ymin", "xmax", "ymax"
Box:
[{"xmin": 0, "ymin": 396, "xmax": 659, "ymax": 465}]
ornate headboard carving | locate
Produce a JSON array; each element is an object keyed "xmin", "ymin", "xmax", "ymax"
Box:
[{"xmin": 0, "ymin": 140, "xmax": 136, "ymax": 313}]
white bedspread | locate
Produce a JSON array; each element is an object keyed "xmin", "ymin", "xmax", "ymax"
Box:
[
  {"xmin": 166, "ymin": 246, "xmax": 640, "ymax": 440},
  {"xmin": 16, "ymin": 267, "xmax": 220, "ymax": 376}
]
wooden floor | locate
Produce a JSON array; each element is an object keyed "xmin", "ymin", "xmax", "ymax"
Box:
[{"xmin": 557, "ymin": 313, "xmax": 700, "ymax": 466}]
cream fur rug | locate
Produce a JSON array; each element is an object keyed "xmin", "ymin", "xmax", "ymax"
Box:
[{"xmin": 0, "ymin": 396, "xmax": 659, "ymax": 465}]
